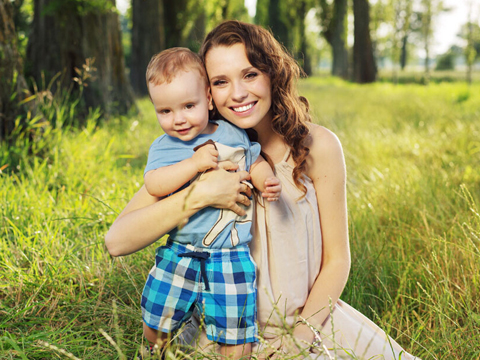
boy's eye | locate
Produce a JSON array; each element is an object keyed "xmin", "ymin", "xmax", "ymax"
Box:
[
  {"xmin": 159, "ymin": 109, "xmax": 170, "ymax": 115},
  {"xmin": 185, "ymin": 104, "xmax": 195, "ymax": 109}
]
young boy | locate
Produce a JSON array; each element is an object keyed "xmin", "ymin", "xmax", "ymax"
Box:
[{"xmin": 140, "ymin": 48, "xmax": 281, "ymax": 359}]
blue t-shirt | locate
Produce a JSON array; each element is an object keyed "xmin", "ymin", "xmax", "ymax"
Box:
[{"xmin": 145, "ymin": 120, "xmax": 261, "ymax": 249}]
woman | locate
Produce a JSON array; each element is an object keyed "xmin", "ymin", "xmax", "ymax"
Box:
[{"xmin": 106, "ymin": 20, "xmax": 419, "ymax": 360}]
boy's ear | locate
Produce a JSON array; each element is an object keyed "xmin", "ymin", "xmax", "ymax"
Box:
[{"xmin": 207, "ymin": 88, "xmax": 214, "ymax": 110}]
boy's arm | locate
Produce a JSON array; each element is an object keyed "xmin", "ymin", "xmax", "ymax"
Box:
[
  {"xmin": 144, "ymin": 144, "xmax": 218, "ymax": 197},
  {"xmin": 249, "ymin": 155, "xmax": 282, "ymax": 201}
]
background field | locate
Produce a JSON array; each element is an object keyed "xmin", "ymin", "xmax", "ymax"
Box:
[{"xmin": 1, "ymin": 78, "xmax": 479, "ymax": 359}]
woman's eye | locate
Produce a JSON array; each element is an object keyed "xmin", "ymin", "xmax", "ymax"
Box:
[
  {"xmin": 212, "ymin": 79, "xmax": 226, "ymax": 86},
  {"xmin": 245, "ymin": 72, "xmax": 258, "ymax": 79}
]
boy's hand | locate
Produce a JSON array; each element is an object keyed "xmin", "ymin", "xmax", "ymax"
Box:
[
  {"xmin": 192, "ymin": 144, "xmax": 218, "ymax": 172},
  {"xmin": 262, "ymin": 176, "xmax": 282, "ymax": 202}
]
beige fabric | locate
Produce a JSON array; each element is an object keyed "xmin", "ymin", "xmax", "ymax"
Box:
[
  {"xmin": 186, "ymin": 149, "xmax": 419, "ymax": 359},
  {"xmin": 250, "ymin": 148, "xmax": 323, "ymax": 335}
]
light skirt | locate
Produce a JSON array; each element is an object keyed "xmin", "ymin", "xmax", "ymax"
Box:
[{"xmin": 177, "ymin": 299, "xmax": 420, "ymax": 360}]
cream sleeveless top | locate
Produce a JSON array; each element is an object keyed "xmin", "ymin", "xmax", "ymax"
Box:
[{"xmin": 250, "ymin": 148, "xmax": 323, "ymax": 338}]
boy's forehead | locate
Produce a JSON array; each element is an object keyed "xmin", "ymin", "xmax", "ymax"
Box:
[
  {"xmin": 153, "ymin": 68, "xmax": 208, "ymax": 87},
  {"xmin": 149, "ymin": 70, "xmax": 209, "ymax": 99}
]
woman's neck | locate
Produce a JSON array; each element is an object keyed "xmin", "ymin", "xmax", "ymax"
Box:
[{"xmin": 254, "ymin": 120, "xmax": 288, "ymax": 163}]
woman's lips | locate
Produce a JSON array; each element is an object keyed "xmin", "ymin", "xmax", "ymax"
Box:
[{"xmin": 231, "ymin": 102, "xmax": 256, "ymax": 113}]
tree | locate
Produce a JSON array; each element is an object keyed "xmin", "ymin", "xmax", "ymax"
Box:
[
  {"xmin": 256, "ymin": 0, "xmax": 290, "ymax": 49},
  {"xmin": 353, "ymin": 0, "xmax": 377, "ymax": 83},
  {"xmin": 297, "ymin": 0, "xmax": 312, "ymax": 75},
  {"xmin": 206, "ymin": 0, "xmax": 249, "ymax": 27},
  {"xmin": 318, "ymin": 0, "xmax": 349, "ymax": 79},
  {"xmin": 256, "ymin": 0, "xmax": 314, "ymax": 74},
  {"xmin": 435, "ymin": 49, "xmax": 456, "ymax": 71},
  {"xmin": 462, "ymin": 0, "xmax": 480, "ymax": 84},
  {"xmin": 162, "ymin": 0, "xmax": 189, "ymax": 48},
  {"xmin": 419, "ymin": 0, "xmax": 444, "ymax": 83},
  {"xmin": 130, "ymin": 0, "xmax": 165, "ymax": 96},
  {"xmin": 0, "ymin": 0, "xmax": 30, "ymax": 140},
  {"xmin": 26, "ymin": 0, "xmax": 134, "ymax": 117},
  {"xmin": 391, "ymin": 0, "xmax": 414, "ymax": 78}
]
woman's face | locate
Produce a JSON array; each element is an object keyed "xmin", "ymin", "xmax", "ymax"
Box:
[{"xmin": 204, "ymin": 43, "xmax": 272, "ymax": 131}]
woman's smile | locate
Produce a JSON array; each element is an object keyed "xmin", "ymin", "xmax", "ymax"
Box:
[{"xmin": 231, "ymin": 101, "xmax": 256, "ymax": 113}]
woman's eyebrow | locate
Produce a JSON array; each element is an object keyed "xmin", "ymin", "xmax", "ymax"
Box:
[{"xmin": 209, "ymin": 74, "xmax": 225, "ymax": 80}]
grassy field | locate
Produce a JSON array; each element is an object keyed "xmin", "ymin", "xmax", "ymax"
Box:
[{"xmin": 1, "ymin": 78, "xmax": 479, "ymax": 359}]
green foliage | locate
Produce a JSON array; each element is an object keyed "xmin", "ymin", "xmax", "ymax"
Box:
[
  {"xmin": 12, "ymin": 0, "xmax": 34, "ymax": 58},
  {"xmin": 377, "ymin": 69, "xmax": 480, "ymax": 84},
  {"xmin": 43, "ymin": 0, "xmax": 116, "ymax": 17},
  {"xmin": 2, "ymin": 80, "xmax": 480, "ymax": 358},
  {"xmin": 204, "ymin": 0, "xmax": 249, "ymax": 32},
  {"xmin": 459, "ymin": 22, "xmax": 480, "ymax": 62},
  {"xmin": 435, "ymin": 50, "xmax": 456, "ymax": 70}
]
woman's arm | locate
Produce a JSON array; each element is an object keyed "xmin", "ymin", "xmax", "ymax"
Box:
[
  {"xmin": 105, "ymin": 164, "xmax": 252, "ymax": 257},
  {"xmin": 293, "ymin": 124, "xmax": 351, "ymax": 344}
]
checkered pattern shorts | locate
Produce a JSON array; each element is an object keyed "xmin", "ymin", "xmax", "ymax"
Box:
[{"xmin": 141, "ymin": 240, "xmax": 257, "ymax": 345}]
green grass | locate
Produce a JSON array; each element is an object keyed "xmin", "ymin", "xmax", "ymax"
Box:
[
  {"xmin": 376, "ymin": 69, "xmax": 480, "ymax": 84},
  {"xmin": 1, "ymin": 79, "xmax": 480, "ymax": 359}
]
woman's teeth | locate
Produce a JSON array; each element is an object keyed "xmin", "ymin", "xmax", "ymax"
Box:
[{"xmin": 233, "ymin": 103, "xmax": 254, "ymax": 112}]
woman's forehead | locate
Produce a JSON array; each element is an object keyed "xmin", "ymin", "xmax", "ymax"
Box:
[{"xmin": 205, "ymin": 44, "xmax": 252, "ymax": 72}]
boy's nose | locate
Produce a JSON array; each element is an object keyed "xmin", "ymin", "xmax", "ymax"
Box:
[{"xmin": 174, "ymin": 113, "xmax": 186, "ymax": 125}]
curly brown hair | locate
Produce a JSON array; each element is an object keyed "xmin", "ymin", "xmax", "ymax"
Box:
[{"xmin": 199, "ymin": 20, "xmax": 311, "ymax": 194}]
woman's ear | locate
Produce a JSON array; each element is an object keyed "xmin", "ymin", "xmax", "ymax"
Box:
[{"xmin": 207, "ymin": 87, "xmax": 214, "ymax": 111}]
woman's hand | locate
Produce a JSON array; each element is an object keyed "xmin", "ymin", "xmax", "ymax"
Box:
[{"xmin": 190, "ymin": 161, "xmax": 252, "ymax": 216}]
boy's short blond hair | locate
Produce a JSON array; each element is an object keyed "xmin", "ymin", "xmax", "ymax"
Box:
[{"xmin": 146, "ymin": 47, "xmax": 208, "ymax": 90}]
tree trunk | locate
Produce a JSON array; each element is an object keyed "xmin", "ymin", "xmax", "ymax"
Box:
[
  {"xmin": 130, "ymin": 0, "xmax": 165, "ymax": 96},
  {"xmin": 185, "ymin": 9, "xmax": 206, "ymax": 52},
  {"xmin": 163, "ymin": 0, "xmax": 189, "ymax": 48},
  {"xmin": 421, "ymin": 0, "xmax": 432, "ymax": 83},
  {"xmin": 353, "ymin": 0, "xmax": 376, "ymax": 83},
  {"xmin": 268, "ymin": 0, "xmax": 290, "ymax": 49},
  {"xmin": 26, "ymin": 0, "xmax": 134, "ymax": 118},
  {"xmin": 0, "ymin": 0, "xmax": 30, "ymax": 140},
  {"xmin": 400, "ymin": 34, "xmax": 408, "ymax": 70},
  {"xmin": 297, "ymin": 0, "xmax": 312, "ymax": 76},
  {"xmin": 320, "ymin": 0, "xmax": 349, "ymax": 79}
]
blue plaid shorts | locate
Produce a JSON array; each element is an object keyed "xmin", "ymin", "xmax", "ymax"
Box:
[{"xmin": 141, "ymin": 240, "xmax": 257, "ymax": 345}]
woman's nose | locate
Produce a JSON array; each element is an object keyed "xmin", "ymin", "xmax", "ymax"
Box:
[{"xmin": 231, "ymin": 82, "xmax": 248, "ymax": 102}]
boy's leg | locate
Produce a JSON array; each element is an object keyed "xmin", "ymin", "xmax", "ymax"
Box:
[
  {"xmin": 220, "ymin": 343, "xmax": 252, "ymax": 359},
  {"xmin": 143, "ymin": 321, "xmax": 169, "ymax": 347}
]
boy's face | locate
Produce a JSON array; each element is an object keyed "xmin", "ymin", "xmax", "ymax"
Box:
[{"xmin": 149, "ymin": 70, "xmax": 213, "ymax": 141}]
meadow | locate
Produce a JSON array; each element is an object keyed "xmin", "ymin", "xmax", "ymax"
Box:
[{"xmin": 1, "ymin": 78, "xmax": 479, "ymax": 359}]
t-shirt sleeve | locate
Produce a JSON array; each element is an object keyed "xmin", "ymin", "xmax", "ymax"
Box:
[
  {"xmin": 247, "ymin": 141, "xmax": 261, "ymax": 170},
  {"xmin": 144, "ymin": 136, "xmax": 193, "ymax": 175}
]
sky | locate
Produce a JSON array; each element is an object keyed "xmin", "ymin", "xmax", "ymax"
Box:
[
  {"xmin": 434, "ymin": 0, "xmax": 475, "ymax": 54},
  {"xmin": 116, "ymin": 0, "xmax": 477, "ymax": 57}
]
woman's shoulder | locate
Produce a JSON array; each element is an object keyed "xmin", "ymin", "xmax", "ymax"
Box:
[
  {"xmin": 305, "ymin": 123, "xmax": 346, "ymax": 178},
  {"xmin": 307, "ymin": 123, "xmax": 343, "ymax": 155}
]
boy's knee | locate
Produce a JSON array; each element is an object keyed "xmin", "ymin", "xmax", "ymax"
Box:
[{"xmin": 142, "ymin": 322, "xmax": 159, "ymax": 346}]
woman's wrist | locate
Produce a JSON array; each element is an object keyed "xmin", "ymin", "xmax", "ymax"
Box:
[
  {"xmin": 295, "ymin": 316, "xmax": 323, "ymax": 351},
  {"xmin": 293, "ymin": 323, "xmax": 315, "ymax": 345},
  {"xmin": 182, "ymin": 180, "xmax": 209, "ymax": 212}
]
